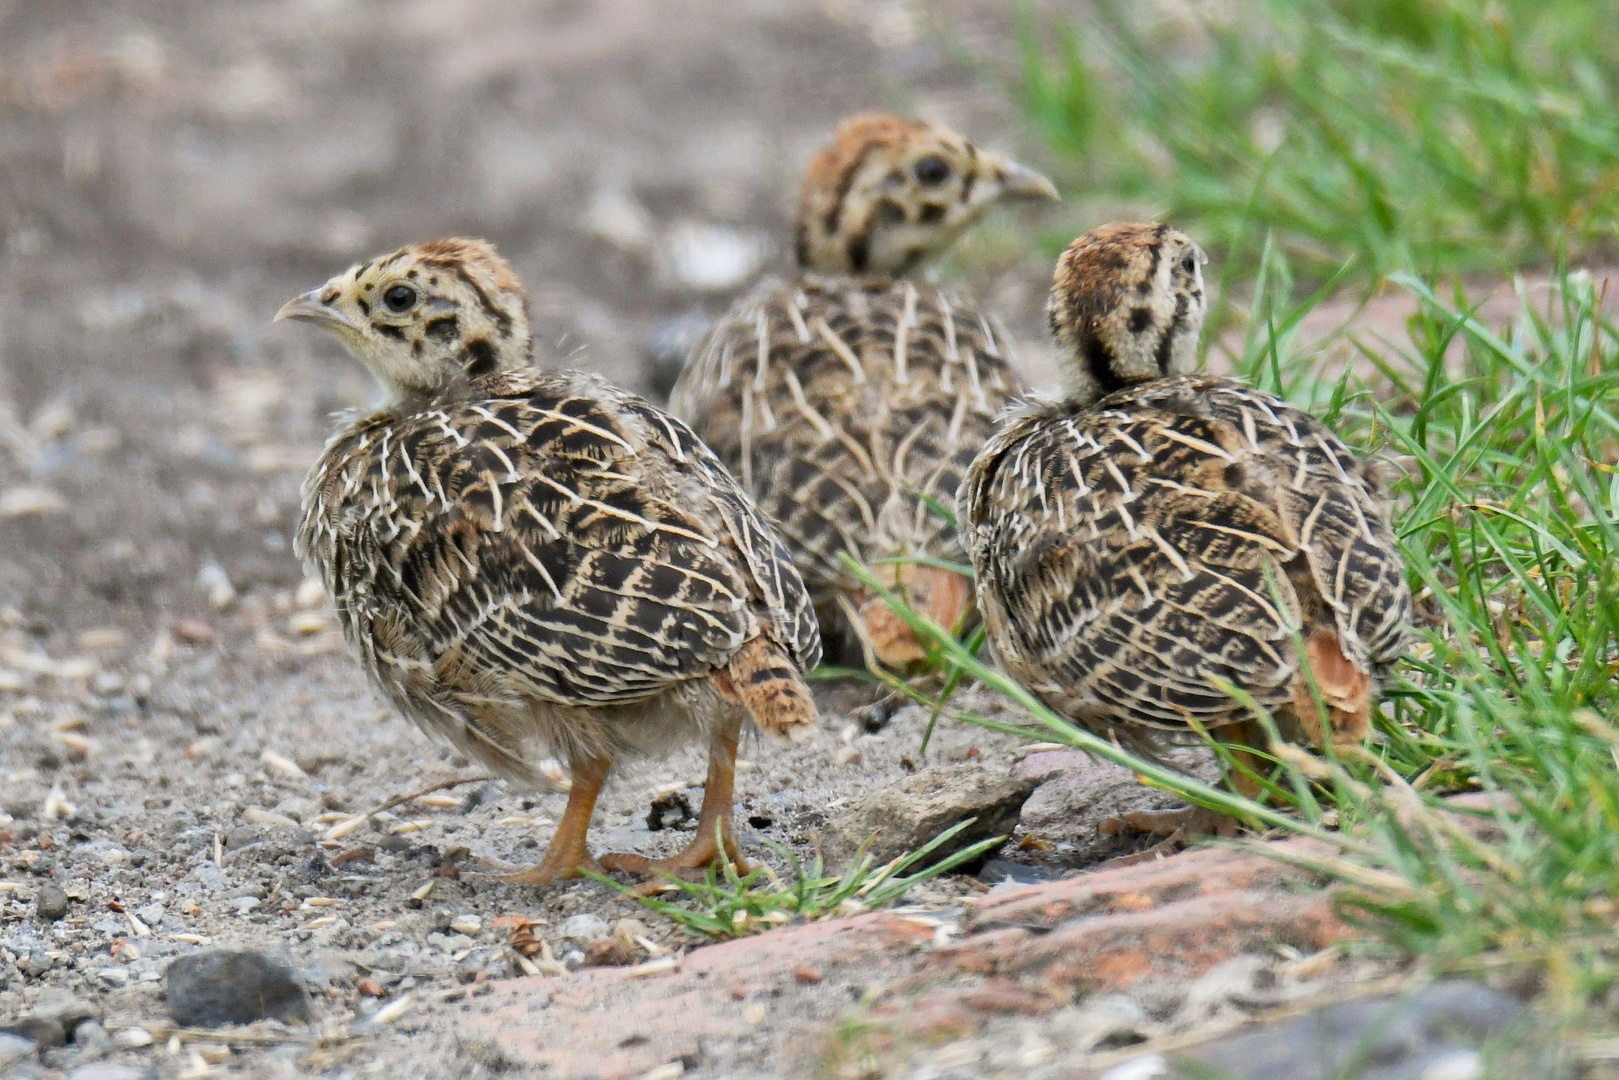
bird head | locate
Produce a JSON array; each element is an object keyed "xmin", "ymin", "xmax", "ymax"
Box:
[
  {"xmin": 1046, "ymin": 222, "xmax": 1208, "ymax": 405},
  {"xmin": 275, "ymin": 237, "xmax": 532, "ymax": 402},
  {"xmin": 794, "ymin": 113, "xmax": 1059, "ymax": 277}
]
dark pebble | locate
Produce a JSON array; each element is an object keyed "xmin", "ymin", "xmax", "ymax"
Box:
[
  {"xmin": 646, "ymin": 791, "xmax": 694, "ymax": 831},
  {"xmin": 35, "ymin": 885, "xmax": 69, "ymax": 921},
  {"xmin": 224, "ymin": 825, "xmax": 260, "ymax": 851},
  {"xmin": 460, "ymin": 783, "xmax": 501, "ymax": 813},
  {"xmin": 976, "ymin": 859, "xmax": 1051, "ymax": 886},
  {"xmin": 378, "ymin": 834, "xmax": 414, "ymax": 854},
  {"xmin": 854, "ymin": 696, "xmax": 904, "ymax": 733},
  {"xmin": 164, "ymin": 949, "xmax": 312, "ymax": 1028}
]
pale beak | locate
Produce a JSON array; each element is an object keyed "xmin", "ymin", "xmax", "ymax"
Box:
[
  {"xmin": 984, "ymin": 154, "xmax": 1061, "ymax": 202},
  {"xmin": 274, "ymin": 289, "xmax": 358, "ymax": 332}
]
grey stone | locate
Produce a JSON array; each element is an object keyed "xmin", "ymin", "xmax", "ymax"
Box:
[
  {"xmin": 23, "ymin": 950, "xmax": 52, "ymax": 977},
  {"xmin": 164, "ymin": 949, "xmax": 312, "ymax": 1028},
  {"xmin": 1063, "ymin": 993, "xmax": 1149, "ymax": 1052},
  {"xmin": 977, "ymin": 859, "xmax": 1050, "ymax": 887},
  {"xmin": 70, "ymin": 1020, "xmax": 110, "ymax": 1052},
  {"xmin": 28, "ymin": 989, "xmax": 97, "ymax": 1037},
  {"xmin": 134, "ymin": 903, "xmax": 165, "ymax": 928},
  {"xmin": 0, "ymin": 1032, "xmax": 37, "ymax": 1069},
  {"xmin": 820, "ymin": 762, "xmax": 1036, "ymax": 868},
  {"xmin": 1169, "ymin": 979, "xmax": 1530, "ymax": 1080},
  {"xmin": 66, "ymin": 1065, "xmax": 159, "ymax": 1080},
  {"xmin": 2, "ymin": 1016, "xmax": 62, "ymax": 1048},
  {"xmin": 556, "ymin": 913, "xmax": 610, "ymax": 943},
  {"xmin": 224, "ymin": 825, "xmax": 259, "ymax": 850},
  {"xmin": 35, "ymin": 885, "xmax": 69, "ymax": 922}
]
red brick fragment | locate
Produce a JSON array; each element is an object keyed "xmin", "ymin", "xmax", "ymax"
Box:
[
  {"xmin": 960, "ymin": 979, "xmax": 1060, "ymax": 1015},
  {"xmin": 902, "ymin": 993, "xmax": 979, "ymax": 1040}
]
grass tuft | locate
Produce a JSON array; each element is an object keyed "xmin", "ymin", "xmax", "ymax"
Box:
[
  {"xmin": 1016, "ymin": 0, "xmax": 1619, "ymax": 279},
  {"xmin": 594, "ymin": 820, "xmax": 1004, "ymax": 941}
]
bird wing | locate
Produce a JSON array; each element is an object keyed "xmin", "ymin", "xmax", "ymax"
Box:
[
  {"xmin": 671, "ymin": 276, "xmax": 1021, "ymax": 601},
  {"xmin": 961, "ymin": 378, "xmax": 1409, "ymax": 733},
  {"xmin": 1167, "ymin": 379, "xmax": 1413, "ymax": 670},
  {"xmin": 301, "ymin": 369, "xmax": 819, "ymax": 715}
]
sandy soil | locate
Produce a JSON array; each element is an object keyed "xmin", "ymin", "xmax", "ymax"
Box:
[{"xmin": 0, "ymin": 2, "xmax": 1199, "ymax": 1076}]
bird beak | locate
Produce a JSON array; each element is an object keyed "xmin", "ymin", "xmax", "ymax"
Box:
[
  {"xmin": 985, "ymin": 154, "xmax": 1060, "ymax": 202},
  {"xmin": 274, "ymin": 288, "xmax": 358, "ymax": 333}
]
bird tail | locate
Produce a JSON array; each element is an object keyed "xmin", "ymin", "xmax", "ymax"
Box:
[
  {"xmin": 714, "ymin": 636, "xmax": 818, "ymax": 742},
  {"xmin": 1292, "ymin": 629, "xmax": 1373, "ymax": 747},
  {"xmin": 857, "ymin": 564, "xmax": 972, "ymax": 670}
]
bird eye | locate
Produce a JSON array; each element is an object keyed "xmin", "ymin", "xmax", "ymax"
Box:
[
  {"xmin": 1180, "ymin": 254, "xmax": 1198, "ymax": 275},
  {"xmin": 912, "ymin": 154, "xmax": 951, "ymax": 186},
  {"xmin": 383, "ymin": 284, "xmax": 417, "ymax": 312}
]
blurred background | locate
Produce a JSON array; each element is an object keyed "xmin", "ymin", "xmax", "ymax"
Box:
[
  {"xmin": 2, "ymin": 0, "xmax": 1614, "ymax": 636},
  {"xmin": 0, "ymin": 0, "xmax": 1066, "ymax": 634}
]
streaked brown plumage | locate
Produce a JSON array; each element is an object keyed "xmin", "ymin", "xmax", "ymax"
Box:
[
  {"xmin": 671, "ymin": 114, "xmax": 1057, "ymax": 668},
  {"xmin": 279, "ymin": 238, "xmax": 820, "ymax": 881},
  {"xmin": 959, "ymin": 223, "xmax": 1411, "ymax": 814}
]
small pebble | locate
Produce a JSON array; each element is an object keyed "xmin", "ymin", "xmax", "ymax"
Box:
[
  {"xmin": 24, "ymin": 950, "xmax": 53, "ymax": 977},
  {"xmin": 645, "ymin": 791, "xmax": 695, "ymax": 831},
  {"xmin": 449, "ymin": 914, "xmax": 482, "ymax": 936},
  {"xmin": 72, "ymin": 1019, "xmax": 111, "ymax": 1051},
  {"xmin": 557, "ymin": 913, "xmax": 610, "ymax": 942},
  {"xmin": 66, "ymin": 1065, "xmax": 159, "ymax": 1080},
  {"xmin": 164, "ymin": 949, "xmax": 312, "ymax": 1028},
  {"xmin": 113, "ymin": 1028, "xmax": 154, "ymax": 1048},
  {"xmin": 35, "ymin": 884, "xmax": 69, "ymax": 921}
]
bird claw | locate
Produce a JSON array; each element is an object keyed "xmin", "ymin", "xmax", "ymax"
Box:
[
  {"xmin": 599, "ymin": 846, "xmax": 752, "ymax": 881},
  {"xmin": 471, "ymin": 853, "xmax": 603, "ymax": 884},
  {"xmin": 1100, "ymin": 805, "xmax": 1243, "ymax": 839}
]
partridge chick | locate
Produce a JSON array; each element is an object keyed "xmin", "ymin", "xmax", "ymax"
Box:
[
  {"xmin": 279, "ymin": 238, "xmax": 820, "ymax": 880},
  {"xmin": 959, "ymin": 223, "xmax": 1411, "ymax": 820},
  {"xmin": 671, "ymin": 114, "xmax": 1057, "ymax": 668}
]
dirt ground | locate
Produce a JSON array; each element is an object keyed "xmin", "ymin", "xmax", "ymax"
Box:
[{"xmin": 0, "ymin": 1, "xmax": 1220, "ymax": 1076}]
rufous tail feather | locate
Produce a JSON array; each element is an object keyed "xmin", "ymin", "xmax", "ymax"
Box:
[{"xmin": 713, "ymin": 636, "xmax": 817, "ymax": 741}]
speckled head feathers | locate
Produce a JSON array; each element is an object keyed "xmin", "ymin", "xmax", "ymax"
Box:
[
  {"xmin": 276, "ymin": 237, "xmax": 532, "ymax": 402},
  {"xmin": 794, "ymin": 113, "xmax": 1058, "ymax": 277},
  {"xmin": 1047, "ymin": 222, "xmax": 1208, "ymax": 405}
]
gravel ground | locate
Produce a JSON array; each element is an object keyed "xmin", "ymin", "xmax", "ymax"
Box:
[{"xmin": 0, "ymin": 1, "xmax": 1199, "ymax": 1075}]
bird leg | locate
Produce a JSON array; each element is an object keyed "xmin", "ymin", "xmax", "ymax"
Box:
[
  {"xmin": 600, "ymin": 713, "xmax": 750, "ymax": 877},
  {"xmin": 1102, "ymin": 719, "xmax": 1271, "ymax": 839},
  {"xmin": 490, "ymin": 753, "xmax": 610, "ymax": 884}
]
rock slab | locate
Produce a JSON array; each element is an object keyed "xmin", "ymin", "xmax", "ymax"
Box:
[
  {"xmin": 820, "ymin": 761, "xmax": 1036, "ymax": 868},
  {"xmin": 164, "ymin": 949, "xmax": 312, "ymax": 1028}
]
